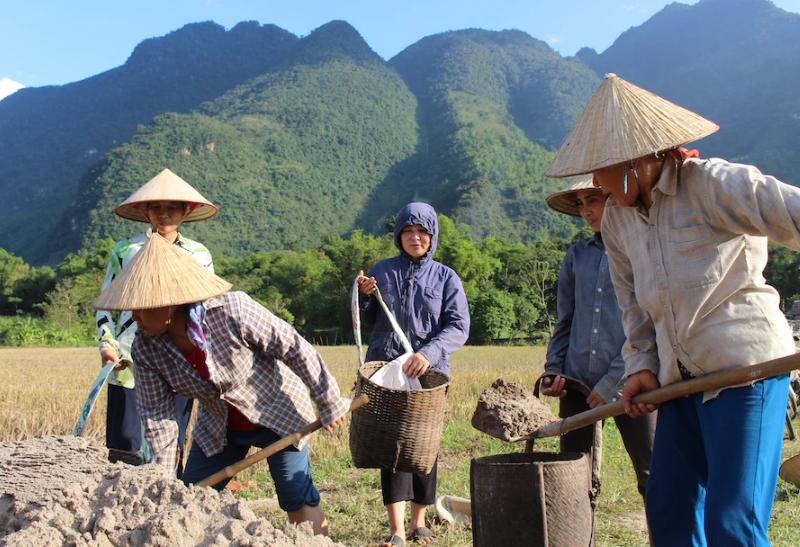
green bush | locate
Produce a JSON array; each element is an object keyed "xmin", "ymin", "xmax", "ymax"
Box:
[
  {"xmin": 0, "ymin": 316, "xmax": 93, "ymax": 347},
  {"xmin": 2, "ymin": 217, "xmax": 797, "ymax": 348}
]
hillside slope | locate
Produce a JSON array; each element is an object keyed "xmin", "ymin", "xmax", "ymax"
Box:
[{"xmin": 0, "ymin": 21, "xmax": 297, "ymax": 262}]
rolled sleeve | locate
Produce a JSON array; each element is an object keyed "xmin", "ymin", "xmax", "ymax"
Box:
[{"xmin": 236, "ymin": 293, "xmax": 349, "ymax": 426}]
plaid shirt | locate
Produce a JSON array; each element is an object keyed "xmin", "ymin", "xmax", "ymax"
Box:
[{"xmin": 132, "ymin": 291, "xmax": 349, "ymax": 469}]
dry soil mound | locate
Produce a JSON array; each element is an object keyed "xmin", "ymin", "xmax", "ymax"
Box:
[
  {"xmin": 0, "ymin": 436, "xmax": 344, "ymax": 546},
  {"xmin": 471, "ymin": 379, "xmax": 558, "ymax": 441}
]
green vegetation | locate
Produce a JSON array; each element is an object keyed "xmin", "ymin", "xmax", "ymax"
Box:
[
  {"xmin": 3, "ymin": 23, "xmax": 602, "ymax": 265},
  {"xmin": 3, "ymin": 2, "xmax": 800, "ymax": 266},
  {"xmin": 765, "ymin": 242, "xmax": 800, "ymax": 306},
  {"xmin": 3, "ymin": 215, "xmax": 800, "ymax": 350},
  {"xmin": 75, "ymin": 49, "xmax": 419, "ymax": 258},
  {"xmin": 0, "ymin": 214, "xmax": 569, "ymax": 347},
  {"xmin": 0, "ymin": 239, "xmax": 114, "ymax": 346},
  {"xmin": 364, "ymin": 29, "xmax": 598, "ymax": 243},
  {"xmin": 0, "ymin": 21, "xmax": 298, "ymax": 264}
]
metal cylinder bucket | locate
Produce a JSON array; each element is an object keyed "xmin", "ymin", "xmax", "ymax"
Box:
[{"xmin": 471, "ymin": 452, "xmax": 593, "ymax": 547}]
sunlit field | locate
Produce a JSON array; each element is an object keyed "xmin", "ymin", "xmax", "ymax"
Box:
[{"xmin": 1, "ymin": 346, "xmax": 798, "ymax": 546}]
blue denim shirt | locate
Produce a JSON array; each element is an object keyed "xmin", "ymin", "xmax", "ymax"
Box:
[{"xmin": 545, "ymin": 234, "xmax": 625, "ymax": 402}]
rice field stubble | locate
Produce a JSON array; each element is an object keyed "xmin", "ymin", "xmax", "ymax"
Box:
[{"xmin": 1, "ymin": 346, "xmax": 798, "ymax": 546}]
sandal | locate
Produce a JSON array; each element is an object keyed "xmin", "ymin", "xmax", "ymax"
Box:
[
  {"xmin": 382, "ymin": 535, "xmax": 405, "ymax": 547},
  {"xmin": 408, "ymin": 527, "xmax": 434, "ymax": 544}
]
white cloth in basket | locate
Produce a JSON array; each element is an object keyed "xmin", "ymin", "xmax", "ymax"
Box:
[{"xmin": 369, "ymin": 351, "xmax": 422, "ymax": 391}]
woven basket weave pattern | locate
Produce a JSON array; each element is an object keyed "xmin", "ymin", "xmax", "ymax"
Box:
[
  {"xmin": 349, "ymin": 361, "xmax": 449, "ymax": 474},
  {"xmin": 471, "ymin": 452, "xmax": 592, "ymax": 547},
  {"xmin": 541, "ymin": 455, "xmax": 593, "ymax": 545}
]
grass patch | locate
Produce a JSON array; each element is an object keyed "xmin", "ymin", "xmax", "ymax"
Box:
[{"xmin": 1, "ymin": 346, "xmax": 798, "ymax": 546}]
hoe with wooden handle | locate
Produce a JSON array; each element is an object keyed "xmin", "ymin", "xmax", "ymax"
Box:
[
  {"xmin": 198, "ymin": 394, "xmax": 369, "ymax": 488},
  {"xmin": 434, "ymin": 354, "xmax": 800, "ymax": 527},
  {"xmin": 514, "ymin": 352, "xmax": 800, "ymax": 442}
]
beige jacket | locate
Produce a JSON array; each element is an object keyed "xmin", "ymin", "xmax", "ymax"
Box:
[{"xmin": 603, "ymin": 157, "xmax": 799, "ymax": 399}]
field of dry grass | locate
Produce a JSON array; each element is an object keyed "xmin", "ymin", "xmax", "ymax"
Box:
[{"xmin": 1, "ymin": 346, "xmax": 798, "ymax": 546}]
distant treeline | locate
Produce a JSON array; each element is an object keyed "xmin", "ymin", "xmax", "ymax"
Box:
[{"xmin": 2, "ymin": 213, "xmax": 799, "ymax": 348}]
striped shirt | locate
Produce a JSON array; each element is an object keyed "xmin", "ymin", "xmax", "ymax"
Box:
[
  {"xmin": 132, "ymin": 291, "xmax": 349, "ymax": 469},
  {"xmin": 96, "ymin": 231, "xmax": 214, "ymax": 388}
]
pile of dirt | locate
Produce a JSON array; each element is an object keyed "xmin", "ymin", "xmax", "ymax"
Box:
[
  {"xmin": 0, "ymin": 436, "xmax": 344, "ymax": 546},
  {"xmin": 471, "ymin": 379, "xmax": 558, "ymax": 441}
]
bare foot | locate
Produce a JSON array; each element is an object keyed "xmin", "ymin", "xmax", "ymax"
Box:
[{"xmin": 224, "ymin": 479, "xmax": 254, "ymax": 493}]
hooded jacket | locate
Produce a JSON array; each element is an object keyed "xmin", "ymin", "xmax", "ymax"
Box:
[{"xmin": 362, "ymin": 203, "xmax": 470, "ymax": 375}]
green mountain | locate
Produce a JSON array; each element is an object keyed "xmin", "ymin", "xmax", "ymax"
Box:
[
  {"xmin": 58, "ymin": 25, "xmax": 595, "ymax": 262},
  {"xmin": 576, "ymin": 0, "xmax": 800, "ymax": 183},
  {"xmin": 66, "ymin": 21, "xmax": 419, "ymax": 258},
  {"xmin": 360, "ymin": 29, "xmax": 597, "ymax": 242},
  {"xmin": 0, "ymin": 21, "xmax": 297, "ymax": 263},
  {"xmin": 3, "ymin": 0, "xmax": 800, "ymax": 264}
]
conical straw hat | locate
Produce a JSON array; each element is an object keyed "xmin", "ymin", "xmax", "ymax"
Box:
[
  {"xmin": 779, "ymin": 453, "xmax": 800, "ymax": 488},
  {"xmin": 93, "ymin": 233, "xmax": 231, "ymax": 311},
  {"xmin": 546, "ymin": 73, "xmax": 719, "ymax": 178},
  {"xmin": 115, "ymin": 168, "xmax": 219, "ymax": 223},
  {"xmin": 545, "ymin": 175, "xmax": 599, "ymax": 217}
]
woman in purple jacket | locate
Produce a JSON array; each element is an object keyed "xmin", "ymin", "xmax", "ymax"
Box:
[{"xmin": 357, "ymin": 202, "xmax": 470, "ymax": 547}]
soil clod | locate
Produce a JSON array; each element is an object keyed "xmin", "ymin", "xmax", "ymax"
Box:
[{"xmin": 471, "ymin": 379, "xmax": 558, "ymax": 441}]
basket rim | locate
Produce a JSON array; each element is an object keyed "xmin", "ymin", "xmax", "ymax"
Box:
[
  {"xmin": 358, "ymin": 361, "xmax": 449, "ymax": 392},
  {"xmin": 471, "ymin": 452, "xmax": 587, "ymax": 466}
]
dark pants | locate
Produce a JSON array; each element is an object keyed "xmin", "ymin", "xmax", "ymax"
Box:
[
  {"xmin": 106, "ymin": 384, "xmax": 192, "ymax": 474},
  {"xmin": 560, "ymin": 389, "xmax": 656, "ymax": 498},
  {"xmin": 381, "ymin": 458, "xmax": 438, "ymax": 506}
]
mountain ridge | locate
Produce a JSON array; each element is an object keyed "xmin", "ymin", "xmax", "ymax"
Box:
[
  {"xmin": 576, "ymin": 0, "xmax": 800, "ymax": 180},
  {"xmin": 0, "ymin": 21, "xmax": 299, "ymax": 263},
  {"xmin": 2, "ymin": 0, "xmax": 799, "ymax": 264}
]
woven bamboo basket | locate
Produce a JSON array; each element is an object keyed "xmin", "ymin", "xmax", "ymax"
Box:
[
  {"xmin": 349, "ymin": 361, "xmax": 449, "ymax": 474},
  {"xmin": 471, "ymin": 452, "xmax": 593, "ymax": 547}
]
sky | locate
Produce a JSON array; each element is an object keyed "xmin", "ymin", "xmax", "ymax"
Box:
[{"xmin": 2, "ymin": 0, "xmax": 800, "ymax": 95}]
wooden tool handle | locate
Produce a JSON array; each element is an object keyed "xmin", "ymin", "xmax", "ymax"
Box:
[
  {"xmin": 198, "ymin": 394, "xmax": 369, "ymax": 487},
  {"xmin": 529, "ymin": 352, "xmax": 800, "ymax": 440}
]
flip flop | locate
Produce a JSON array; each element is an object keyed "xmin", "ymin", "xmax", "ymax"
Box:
[
  {"xmin": 408, "ymin": 527, "xmax": 434, "ymax": 543},
  {"xmin": 382, "ymin": 534, "xmax": 405, "ymax": 547}
]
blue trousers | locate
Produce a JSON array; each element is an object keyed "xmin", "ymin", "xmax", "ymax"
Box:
[
  {"xmin": 181, "ymin": 426, "xmax": 321, "ymax": 512},
  {"xmin": 646, "ymin": 375, "xmax": 789, "ymax": 546}
]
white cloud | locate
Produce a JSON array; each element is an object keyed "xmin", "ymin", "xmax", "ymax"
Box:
[
  {"xmin": 546, "ymin": 35, "xmax": 562, "ymax": 46},
  {"xmin": 0, "ymin": 78, "xmax": 25, "ymax": 101}
]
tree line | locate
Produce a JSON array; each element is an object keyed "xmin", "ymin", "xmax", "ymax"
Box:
[{"xmin": 1, "ymin": 214, "xmax": 799, "ymax": 347}]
